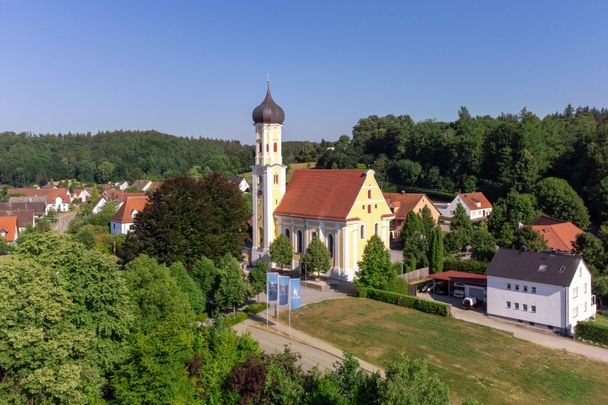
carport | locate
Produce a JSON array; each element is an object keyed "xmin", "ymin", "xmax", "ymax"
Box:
[{"xmin": 428, "ymin": 271, "xmax": 487, "ymax": 302}]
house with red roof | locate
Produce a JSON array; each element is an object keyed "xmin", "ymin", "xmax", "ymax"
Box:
[
  {"xmin": 442, "ymin": 192, "xmax": 492, "ymax": 220},
  {"xmin": 530, "ymin": 215, "xmax": 583, "ymax": 252},
  {"xmin": 383, "ymin": 193, "xmax": 441, "ymax": 240},
  {"xmin": 249, "ymin": 85, "xmax": 394, "ymax": 280},
  {"xmin": 0, "ymin": 216, "xmax": 18, "ymax": 243},
  {"xmin": 8, "ymin": 188, "xmax": 71, "ymax": 212},
  {"xmin": 109, "ymin": 195, "xmax": 149, "ymax": 235}
]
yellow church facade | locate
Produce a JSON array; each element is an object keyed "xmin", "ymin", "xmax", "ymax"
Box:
[{"xmin": 250, "ymin": 84, "xmax": 394, "ymax": 281}]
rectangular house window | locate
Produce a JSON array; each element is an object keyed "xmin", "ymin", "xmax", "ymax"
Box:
[
  {"xmin": 531, "ymin": 305, "xmax": 536, "ymax": 313},
  {"xmin": 506, "ymin": 301, "xmax": 511, "ymax": 309},
  {"xmin": 523, "ymin": 285, "xmax": 528, "ymax": 293},
  {"xmin": 507, "ymin": 283, "xmax": 511, "ymax": 290},
  {"xmin": 523, "ymin": 304, "xmax": 528, "ymax": 311},
  {"xmin": 573, "ymin": 306, "xmax": 579, "ymax": 318},
  {"xmin": 514, "ymin": 303, "xmax": 519, "ymax": 310},
  {"xmin": 532, "ymin": 286, "xmax": 536, "ymax": 294},
  {"xmin": 515, "ymin": 284, "xmax": 519, "ymax": 291},
  {"xmin": 573, "ymin": 287, "xmax": 578, "ymax": 298}
]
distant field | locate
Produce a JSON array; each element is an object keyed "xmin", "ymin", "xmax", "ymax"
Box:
[
  {"xmin": 240, "ymin": 161, "xmax": 316, "ymax": 184},
  {"xmin": 290, "ymin": 298, "xmax": 608, "ymax": 405}
]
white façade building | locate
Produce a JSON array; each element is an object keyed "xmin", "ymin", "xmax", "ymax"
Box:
[
  {"xmin": 442, "ymin": 192, "xmax": 492, "ymax": 221},
  {"xmin": 486, "ymin": 248, "xmax": 596, "ymax": 336}
]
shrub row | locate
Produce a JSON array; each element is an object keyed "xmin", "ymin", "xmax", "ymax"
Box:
[
  {"xmin": 223, "ymin": 311, "xmax": 249, "ymax": 327},
  {"xmin": 384, "ymin": 276, "xmax": 410, "ymax": 295},
  {"xmin": 443, "ymin": 257, "xmax": 487, "ymax": 274},
  {"xmin": 576, "ymin": 321, "xmax": 608, "ymax": 345},
  {"xmin": 359, "ymin": 287, "xmax": 450, "ymax": 317},
  {"xmin": 243, "ymin": 302, "xmax": 268, "ymax": 315}
]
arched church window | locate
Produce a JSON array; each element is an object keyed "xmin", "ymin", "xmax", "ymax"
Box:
[
  {"xmin": 297, "ymin": 230, "xmax": 303, "ymax": 253},
  {"xmin": 285, "ymin": 228, "xmax": 290, "ymax": 240},
  {"xmin": 360, "ymin": 225, "xmax": 365, "ymax": 239},
  {"xmin": 375, "ymin": 223, "xmax": 379, "ymax": 236},
  {"xmin": 266, "ymin": 144, "xmax": 269, "ymax": 152},
  {"xmin": 312, "ymin": 232, "xmax": 317, "ymax": 239},
  {"xmin": 328, "ymin": 234, "xmax": 334, "ymax": 258},
  {"xmin": 259, "ymin": 228, "xmax": 263, "ymax": 247},
  {"xmin": 274, "ymin": 142, "xmax": 278, "ymax": 152},
  {"xmin": 258, "ymin": 143, "xmax": 262, "ymax": 153}
]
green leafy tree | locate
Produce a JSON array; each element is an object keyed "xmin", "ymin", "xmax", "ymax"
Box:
[
  {"xmin": 380, "ymin": 353, "xmax": 450, "ymax": 405},
  {"xmin": 403, "ymin": 231, "xmax": 428, "ymax": 271},
  {"xmin": 0, "ymin": 237, "xmax": 14, "ymax": 254},
  {"xmin": 487, "ymin": 192, "xmax": 537, "ymax": 237},
  {"xmin": 450, "ymin": 203, "xmax": 473, "ymax": 237},
  {"xmin": 429, "ymin": 227, "xmax": 444, "ymax": 273},
  {"xmin": 16, "ymin": 232, "xmax": 135, "ymax": 375},
  {"xmin": 0, "ymin": 256, "xmax": 102, "ymax": 403},
  {"xmin": 402, "ymin": 211, "xmax": 423, "ymax": 240},
  {"xmin": 169, "ymin": 262, "xmax": 206, "ymax": 314},
  {"xmin": 216, "ymin": 255, "xmax": 248, "ymax": 312},
  {"xmin": 269, "ymin": 234, "xmax": 293, "ymax": 271},
  {"xmin": 356, "ymin": 234, "xmax": 393, "ymax": 289},
  {"xmin": 534, "ymin": 177, "xmax": 590, "ymax": 228},
  {"xmin": 471, "ymin": 225, "xmax": 497, "ymax": 261},
  {"xmin": 420, "ymin": 206, "xmax": 437, "ymax": 239},
  {"xmin": 249, "ymin": 260, "xmax": 268, "ymax": 303},
  {"xmin": 514, "ymin": 226, "xmax": 548, "ymax": 252},
  {"xmin": 192, "ymin": 256, "xmax": 220, "ymax": 301},
  {"xmin": 123, "ymin": 174, "xmax": 249, "ymax": 268},
  {"xmin": 302, "ymin": 235, "xmax": 331, "ymax": 280},
  {"xmin": 512, "ymin": 149, "xmax": 539, "ymax": 192},
  {"xmin": 573, "ymin": 232, "xmax": 605, "ymax": 274}
]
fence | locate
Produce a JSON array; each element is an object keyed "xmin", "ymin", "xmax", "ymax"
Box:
[{"xmin": 401, "ymin": 267, "xmax": 430, "ymax": 283}]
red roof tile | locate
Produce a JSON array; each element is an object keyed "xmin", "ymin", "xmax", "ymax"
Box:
[
  {"xmin": 274, "ymin": 169, "xmax": 368, "ymax": 221},
  {"xmin": 0, "ymin": 216, "xmax": 18, "ymax": 241},
  {"xmin": 111, "ymin": 196, "xmax": 149, "ymax": 223},
  {"xmin": 429, "ymin": 271, "xmax": 487, "ymax": 286},
  {"xmin": 8, "ymin": 188, "xmax": 70, "ymax": 204},
  {"xmin": 383, "ymin": 193, "xmax": 438, "ymax": 220},
  {"xmin": 459, "ymin": 192, "xmax": 492, "ymax": 210},
  {"xmin": 531, "ymin": 222, "xmax": 583, "ymax": 252}
]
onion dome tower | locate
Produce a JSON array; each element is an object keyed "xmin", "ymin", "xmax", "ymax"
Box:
[{"xmin": 251, "ymin": 81, "xmax": 287, "ymax": 262}]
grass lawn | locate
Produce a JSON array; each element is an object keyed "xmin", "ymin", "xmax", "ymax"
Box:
[
  {"xmin": 595, "ymin": 314, "xmax": 608, "ymax": 328},
  {"xmin": 289, "ymin": 297, "xmax": 608, "ymax": 405}
]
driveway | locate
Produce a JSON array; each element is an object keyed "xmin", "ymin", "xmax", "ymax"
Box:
[
  {"xmin": 420, "ymin": 292, "xmax": 608, "ymax": 364},
  {"xmin": 55, "ymin": 212, "xmax": 77, "ymax": 233},
  {"xmin": 235, "ymin": 283, "xmax": 382, "ymax": 374}
]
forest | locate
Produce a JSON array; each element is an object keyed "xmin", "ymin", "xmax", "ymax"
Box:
[
  {"xmin": 317, "ymin": 105, "xmax": 608, "ymax": 224},
  {"xmin": 0, "ymin": 130, "xmax": 320, "ymax": 186}
]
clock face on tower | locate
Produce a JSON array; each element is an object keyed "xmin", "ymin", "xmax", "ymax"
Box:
[{"xmin": 257, "ymin": 189, "xmax": 263, "ymax": 197}]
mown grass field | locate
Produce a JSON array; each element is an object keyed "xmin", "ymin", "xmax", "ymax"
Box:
[{"xmin": 290, "ymin": 297, "xmax": 608, "ymax": 405}]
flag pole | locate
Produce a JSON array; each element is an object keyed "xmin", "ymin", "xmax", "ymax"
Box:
[
  {"xmin": 266, "ymin": 273, "xmax": 269, "ymax": 327},
  {"xmin": 288, "ymin": 279, "xmax": 292, "ymax": 336}
]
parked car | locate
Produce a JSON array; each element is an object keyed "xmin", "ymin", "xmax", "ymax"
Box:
[
  {"xmin": 463, "ymin": 296, "xmax": 478, "ymax": 310},
  {"xmin": 434, "ymin": 286, "xmax": 447, "ymax": 295},
  {"xmin": 452, "ymin": 288, "xmax": 465, "ymax": 298},
  {"xmin": 421, "ymin": 282, "xmax": 434, "ymax": 293}
]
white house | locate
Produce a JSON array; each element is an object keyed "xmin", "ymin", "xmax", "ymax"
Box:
[
  {"xmin": 227, "ymin": 176, "xmax": 250, "ymax": 193},
  {"xmin": 72, "ymin": 189, "xmax": 91, "ymax": 203},
  {"xmin": 442, "ymin": 192, "xmax": 492, "ymax": 220},
  {"xmin": 487, "ymin": 248, "xmax": 596, "ymax": 336},
  {"xmin": 115, "ymin": 181, "xmax": 130, "ymax": 191},
  {"xmin": 109, "ymin": 195, "xmax": 148, "ymax": 235},
  {"xmin": 92, "ymin": 196, "xmax": 108, "ymax": 214}
]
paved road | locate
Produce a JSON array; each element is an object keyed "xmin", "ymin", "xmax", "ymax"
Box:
[
  {"xmin": 420, "ymin": 292, "xmax": 608, "ymax": 364},
  {"xmin": 55, "ymin": 212, "xmax": 77, "ymax": 233},
  {"xmin": 234, "ymin": 314, "xmax": 383, "ymax": 375}
]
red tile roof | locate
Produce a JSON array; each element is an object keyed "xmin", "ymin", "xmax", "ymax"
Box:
[
  {"xmin": 459, "ymin": 192, "xmax": 492, "ymax": 210},
  {"xmin": 531, "ymin": 221, "xmax": 583, "ymax": 252},
  {"xmin": 0, "ymin": 216, "xmax": 18, "ymax": 242},
  {"xmin": 8, "ymin": 188, "xmax": 70, "ymax": 204},
  {"xmin": 111, "ymin": 196, "xmax": 149, "ymax": 223},
  {"xmin": 0, "ymin": 210, "xmax": 35, "ymax": 229},
  {"xmin": 383, "ymin": 193, "xmax": 438, "ymax": 220},
  {"xmin": 274, "ymin": 169, "xmax": 368, "ymax": 221}
]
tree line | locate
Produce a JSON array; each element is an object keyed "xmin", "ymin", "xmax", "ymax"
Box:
[{"xmin": 317, "ymin": 105, "xmax": 608, "ymax": 224}]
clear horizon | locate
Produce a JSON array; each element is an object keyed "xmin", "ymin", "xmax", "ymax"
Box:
[{"xmin": 0, "ymin": 1, "xmax": 606, "ymax": 144}]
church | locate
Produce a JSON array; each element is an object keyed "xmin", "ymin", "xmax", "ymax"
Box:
[{"xmin": 250, "ymin": 84, "xmax": 394, "ymax": 281}]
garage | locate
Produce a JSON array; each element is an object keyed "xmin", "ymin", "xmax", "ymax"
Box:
[{"xmin": 465, "ymin": 285, "xmax": 486, "ymax": 303}]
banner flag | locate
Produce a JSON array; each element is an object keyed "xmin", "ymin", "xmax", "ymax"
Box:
[
  {"xmin": 279, "ymin": 276, "xmax": 289, "ymax": 305},
  {"xmin": 290, "ymin": 278, "xmax": 301, "ymax": 309},
  {"xmin": 267, "ymin": 272, "xmax": 278, "ymax": 301}
]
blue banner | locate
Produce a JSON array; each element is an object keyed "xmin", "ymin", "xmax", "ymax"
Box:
[
  {"xmin": 279, "ymin": 276, "xmax": 289, "ymax": 305},
  {"xmin": 267, "ymin": 272, "xmax": 278, "ymax": 301},
  {"xmin": 290, "ymin": 278, "xmax": 301, "ymax": 310}
]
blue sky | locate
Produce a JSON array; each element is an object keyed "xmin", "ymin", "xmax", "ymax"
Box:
[{"xmin": 0, "ymin": 1, "xmax": 606, "ymax": 144}]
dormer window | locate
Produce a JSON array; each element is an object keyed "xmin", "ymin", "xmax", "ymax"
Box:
[
  {"xmin": 0, "ymin": 230, "xmax": 6, "ymax": 239},
  {"xmin": 131, "ymin": 210, "xmax": 138, "ymax": 219},
  {"xmin": 559, "ymin": 265, "xmax": 566, "ymax": 273},
  {"xmin": 538, "ymin": 264, "xmax": 547, "ymax": 272}
]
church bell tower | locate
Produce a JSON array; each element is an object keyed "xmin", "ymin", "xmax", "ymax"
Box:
[{"xmin": 251, "ymin": 82, "xmax": 287, "ymax": 262}]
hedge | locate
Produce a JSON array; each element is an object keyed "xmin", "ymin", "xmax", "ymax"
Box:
[
  {"xmin": 358, "ymin": 287, "xmax": 450, "ymax": 317},
  {"xmin": 243, "ymin": 302, "xmax": 268, "ymax": 315},
  {"xmin": 576, "ymin": 321, "xmax": 608, "ymax": 345},
  {"xmin": 443, "ymin": 257, "xmax": 487, "ymax": 274},
  {"xmin": 223, "ymin": 311, "xmax": 249, "ymax": 327}
]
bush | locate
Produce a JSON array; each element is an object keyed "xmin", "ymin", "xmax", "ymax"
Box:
[
  {"xmin": 222, "ymin": 311, "xmax": 249, "ymax": 327},
  {"xmin": 243, "ymin": 302, "xmax": 268, "ymax": 315},
  {"xmin": 577, "ymin": 321, "xmax": 608, "ymax": 345},
  {"xmin": 358, "ymin": 287, "xmax": 450, "ymax": 317},
  {"xmin": 385, "ymin": 276, "xmax": 410, "ymax": 295},
  {"xmin": 443, "ymin": 257, "xmax": 487, "ymax": 274}
]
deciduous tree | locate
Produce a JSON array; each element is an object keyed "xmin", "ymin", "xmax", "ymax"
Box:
[
  {"xmin": 356, "ymin": 235, "xmax": 393, "ymax": 288},
  {"xmin": 269, "ymin": 234, "xmax": 293, "ymax": 271},
  {"xmin": 302, "ymin": 235, "xmax": 331, "ymax": 280}
]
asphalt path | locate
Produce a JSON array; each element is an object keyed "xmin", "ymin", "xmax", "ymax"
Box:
[{"xmin": 55, "ymin": 212, "xmax": 77, "ymax": 233}]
